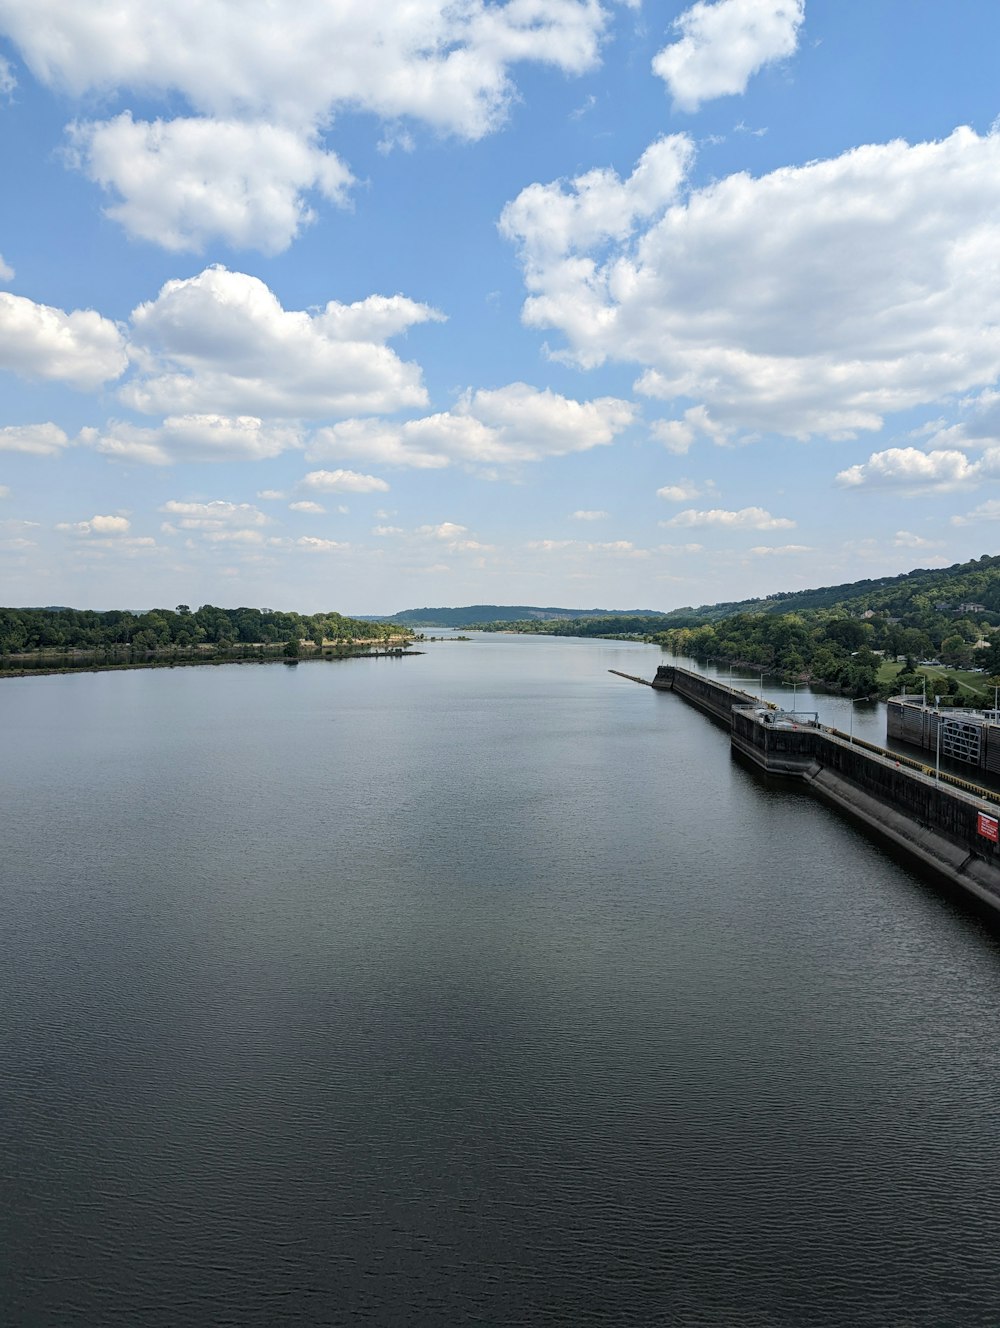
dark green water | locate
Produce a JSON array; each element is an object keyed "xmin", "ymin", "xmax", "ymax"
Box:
[{"xmin": 3, "ymin": 634, "xmax": 1000, "ymax": 1325}]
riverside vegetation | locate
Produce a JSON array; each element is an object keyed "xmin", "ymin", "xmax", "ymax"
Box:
[
  {"xmin": 469, "ymin": 553, "xmax": 1000, "ymax": 702},
  {"xmin": 0, "ymin": 604, "xmax": 412, "ymax": 675}
]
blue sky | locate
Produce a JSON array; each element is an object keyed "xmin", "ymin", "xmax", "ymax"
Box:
[{"xmin": 2, "ymin": 0, "xmax": 1000, "ymax": 614}]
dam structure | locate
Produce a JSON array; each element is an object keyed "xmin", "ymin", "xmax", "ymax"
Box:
[
  {"xmin": 887, "ymin": 695, "xmax": 1000, "ymax": 775},
  {"xmin": 647, "ymin": 664, "xmax": 1000, "ymax": 914}
]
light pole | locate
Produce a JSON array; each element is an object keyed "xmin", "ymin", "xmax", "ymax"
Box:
[{"xmin": 935, "ymin": 711, "xmax": 942, "ymax": 785}]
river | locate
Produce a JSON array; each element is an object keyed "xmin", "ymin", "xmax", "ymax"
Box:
[{"xmin": 3, "ymin": 634, "xmax": 1000, "ymax": 1325}]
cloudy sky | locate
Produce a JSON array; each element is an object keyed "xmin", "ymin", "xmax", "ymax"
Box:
[{"xmin": 2, "ymin": 0, "xmax": 1000, "ymax": 613}]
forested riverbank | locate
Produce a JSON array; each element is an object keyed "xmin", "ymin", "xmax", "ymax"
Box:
[
  {"xmin": 468, "ymin": 554, "xmax": 1000, "ymax": 700},
  {"xmin": 0, "ymin": 604, "xmax": 412, "ymax": 676}
]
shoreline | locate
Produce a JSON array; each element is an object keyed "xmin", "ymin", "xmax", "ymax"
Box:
[{"xmin": 0, "ymin": 648, "xmax": 423, "ymax": 680}]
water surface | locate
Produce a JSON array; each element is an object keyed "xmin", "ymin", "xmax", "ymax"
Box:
[{"xmin": 3, "ymin": 635, "xmax": 1000, "ymax": 1324}]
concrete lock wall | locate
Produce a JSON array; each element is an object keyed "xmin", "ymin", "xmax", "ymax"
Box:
[
  {"xmin": 654, "ymin": 664, "xmax": 1000, "ymax": 911},
  {"xmin": 653, "ymin": 664, "xmax": 760, "ymax": 725}
]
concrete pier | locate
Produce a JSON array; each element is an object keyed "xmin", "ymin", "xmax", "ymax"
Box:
[{"xmin": 645, "ymin": 663, "xmax": 1000, "ymax": 912}]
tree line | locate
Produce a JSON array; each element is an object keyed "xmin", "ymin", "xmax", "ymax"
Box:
[
  {"xmin": 471, "ymin": 552, "xmax": 1000, "ymax": 698},
  {"xmin": 0, "ymin": 604, "xmax": 403, "ymax": 655}
]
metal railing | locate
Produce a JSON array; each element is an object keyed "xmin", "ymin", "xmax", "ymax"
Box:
[{"xmin": 825, "ymin": 726, "xmax": 1000, "ymax": 808}]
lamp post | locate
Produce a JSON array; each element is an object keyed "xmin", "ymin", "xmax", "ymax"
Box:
[{"xmin": 935, "ymin": 711, "xmax": 942, "ymax": 785}]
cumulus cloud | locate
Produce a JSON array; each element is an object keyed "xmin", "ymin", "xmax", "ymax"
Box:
[
  {"xmin": 0, "ymin": 423, "xmax": 71, "ymax": 455},
  {"xmin": 0, "ymin": 1, "xmax": 605, "ymax": 133},
  {"xmin": 203, "ymin": 528, "xmax": 265, "ymax": 545},
  {"xmin": 309, "ymin": 383, "xmax": 634, "ymax": 469},
  {"xmin": 836, "ymin": 447, "xmax": 982, "ymax": 492},
  {"xmin": 894, "ymin": 531, "xmax": 943, "ymax": 549},
  {"xmin": 69, "ymin": 115, "xmax": 354, "ymax": 253},
  {"xmin": 296, "ymin": 536, "xmax": 347, "ymax": 551},
  {"xmin": 289, "ymin": 500, "xmax": 324, "ymax": 514},
  {"xmin": 664, "ymin": 506, "xmax": 794, "ymax": 529},
  {"xmin": 748, "ymin": 543, "xmax": 812, "ymax": 556},
  {"xmin": 57, "ymin": 514, "xmax": 131, "ymax": 535},
  {"xmin": 570, "ymin": 509, "xmax": 607, "ymax": 520},
  {"xmin": 504, "ymin": 125, "xmax": 1000, "ymax": 441},
  {"xmin": 0, "ymin": 53, "xmax": 14, "ymax": 96},
  {"xmin": 420, "ymin": 522, "xmax": 468, "ymax": 540},
  {"xmin": 92, "ymin": 413, "xmax": 301, "ymax": 465},
  {"xmin": 301, "ymin": 468, "xmax": 389, "ymax": 493},
  {"xmin": 952, "ymin": 500, "xmax": 1000, "ymax": 527},
  {"xmin": 308, "ymin": 418, "xmax": 450, "ymax": 470},
  {"xmin": 159, "ymin": 498, "xmax": 270, "ymax": 530},
  {"xmin": 0, "ymin": 290, "xmax": 127, "ymax": 389},
  {"xmin": 123, "ymin": 267, "xmax": 439, "ymax": 418},
  {"xmin": 653, "ymin": 0, "xmax": 805, "ymax": 112},
  {"xmin": 657, "ymin": 480, "xmax": 701, "ymax": 501},
  {"xmin": 0, "ymin": 0, "xmax": 608, "ymax": 251},
  {"xmin": 526, "ymin": 536, "xmax": 644, "ymax": 556},
  {"xmin": 0, "ymin": 253, "xmax": 13, "ymax": 281}
]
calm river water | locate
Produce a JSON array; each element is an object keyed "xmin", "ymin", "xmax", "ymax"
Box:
[{"xmin": 3, "ymin": 634, "xmax": 1000, "ymax": 1325}]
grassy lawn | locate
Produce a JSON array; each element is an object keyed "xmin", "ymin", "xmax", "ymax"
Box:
[{"xmin": 879, "ymin": 657, "xmax": 994, "ymax": 702}]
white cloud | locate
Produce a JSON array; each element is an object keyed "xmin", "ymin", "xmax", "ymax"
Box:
[
  {"xmin": 748, "ymin": 543, "xmax": 812, "ymax": 556},
  {"xmin": 0, "ymin": 54, "xmax": 14, "ymax": 96},
  {"xmin": 289, "ymin": 500, "xmax": 325, "ymax": 514},
  {"xmin": 69, "ymin": 115, "xmax": 353, "ymax": 254},
  {"xmin": 204, "ymin": 528, "xmax": 265, "ymax": 545},
  {"xmin": 309, "ymin": 383, "xmax": 634, "ymax": 469},
  {"xmin": 309, "ymin": 418, "xmax": 450, "ymax": 470},
  {"xmin": 570, "ymin": 509, "xmax": 607, "ymax": 520},
  {"xmin": 953, "ymin": 500, "xmax": 1000, "ymax": 527},
  {"xmin": 297, "ymin": 536, "xmax": 347, "ymax": 552},
  {"xmin": 653, "ymin": 0, "xmax": 804, "ymax": 112},
  {"xmin": 0, "ymin": 423, "xmax": 71, "ymax": 455},
  {"xmin": 123, "ymin": 267, "xmax": 439, "ymax": 419},
  {"xmin": 159, "ymin": 498, "xmax": 270, "ymax": 530},
  {"xmin": 664, "ymin": 506, "xmax": 794, "ymax": 529},
  {"xmin": 504, "ymin": 126, "xmax": 1000, "ymax": 442},
  {"xmin": 0, "ymin": 1, "xmax": 605, "ymax": 134},
  {"xmin": 0, "ymin": 290, "xmax": 127, "ymax": 389},
  {"xmin": 57, "ymin": 514, "xmax": 131, "ymax": 535},
  {"xmin": 301, "ymin": 468, "xmax": 389, "ymax": 493},
  {"xmin": 0, "ymin": 0, "xmax": 608, "ymax": 251},
  {"xmin": 257, "ymin": 489, "xmax": 286, "ymax": 501},
  {"xmin": 458, "ymin": 383, "xmax": 633, "ymax": 458},
  {"xmin": 93, "ymin": 414, "xmax": 301, "ymax": 465},
  {"xmin": 836, "ymin": 447, "xmax": 980, "ymax": 492},
  {"xmin": 525, "ymin": 536, "xmax": 644, "ymax": 557},
  {"xmin": 0, "ymin": 253, "xmax": 13, "ymax": 281},
  {"xmin": 657, "ymin": 480, "xmax": 701, "ymax": 501},
  {"xmin": 894, "ymin": 530, "xmax": 943, "ymax": 549},
  {"xmin": 420, "ymin": 522, "xmax": 468, "ymax": 540}
]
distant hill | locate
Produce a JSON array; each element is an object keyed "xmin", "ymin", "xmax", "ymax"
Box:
[
  {"xmin": 380, "ymin": 604, "xmax": 663, "ymax": 627},
  {"xmin": 654, "ymin": 553, "xmax": 1000, "ymax": 625}
]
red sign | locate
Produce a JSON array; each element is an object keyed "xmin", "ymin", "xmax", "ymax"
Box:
[{"xmin": 978, "ymin": 813, "xmax": 999, "ymax": 842}]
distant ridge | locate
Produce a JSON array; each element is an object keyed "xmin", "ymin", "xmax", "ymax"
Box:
[{"xmin": 378, "ymin": 604, "xmax": 663, "ymax": 627}]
